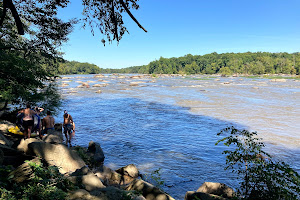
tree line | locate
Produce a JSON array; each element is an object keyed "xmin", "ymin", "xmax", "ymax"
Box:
[
  {"xmin": 107, "ymin": 52, "xmax": 300, "ymax": 75},
  {"xmin": 57, "ymin": 61, "xmax": 101, "ymax": 75}
]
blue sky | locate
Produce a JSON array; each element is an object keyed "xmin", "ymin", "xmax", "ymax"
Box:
[{"xmin": 58, "ymin": 0, "xmax": 300, "ymax": 69}]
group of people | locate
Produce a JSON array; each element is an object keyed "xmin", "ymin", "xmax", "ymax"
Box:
[{"xmin": 18, "ymin": 103, "xmax": 75, "ymax": 146}]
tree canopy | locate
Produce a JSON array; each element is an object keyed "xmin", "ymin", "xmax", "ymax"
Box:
[
  {"xmin": 109, "ymin": 52, "xmax": 300, "ymax": 75},
  {"xmin": 0, "ymin": 0, "xmax": 146, "ymax": 112}
]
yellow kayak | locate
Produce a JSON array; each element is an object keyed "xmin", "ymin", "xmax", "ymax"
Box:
[
  {"xmin": 8, "ymin": 126, "xmax": 23, "ymax": 135},
  {"xmin": 8, "ymin": 126, "xmax": 38, "ymax": 137}
]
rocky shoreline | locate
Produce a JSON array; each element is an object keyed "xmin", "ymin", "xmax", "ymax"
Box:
[{"xmin": 0, "ymin": 120, "xmax": 235, "ymax": 200}]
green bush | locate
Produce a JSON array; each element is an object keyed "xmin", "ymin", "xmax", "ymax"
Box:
[
  {"xmin": 0, "ymin": 160, "xmax": 76, "ymax": 200},
  {"xmin": 216, "ymin": 127, "xmax": 300, "ymax": 200}
]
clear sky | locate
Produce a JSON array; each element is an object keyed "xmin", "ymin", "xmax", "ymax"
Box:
[{"xmin": 58, "ymin": 0, "xmax": 300, "ymax": 69}]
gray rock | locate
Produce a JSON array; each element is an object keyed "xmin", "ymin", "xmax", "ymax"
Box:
[
  {"xmin": 28, "ymin": 142, "xmax": 86, "ymax": 174},
  {"xmin": 68, "ymin": 189, "xmax": 101, "ymax": 200},
  {"xmin": 0, "ymin": 148, "xmax": 3, "ymax": 165},
  {"xmin": 88, "ymin": 141, "xmax": 105, "ymax": 165},
  {"xmin": 42, "ymin": 130, "xmax": 63, "ymax": 144},
  {"xmin": 82, "ymin": 172, "xmax": 106, "ymax": 191},
  {"xmin": 8, "ymin": 157, "xmax": 41, "ymax": 183},
  {"xmin": 116, "ymin": 164, "xmax": 139, "ymax": 179},
  {"xmin": 196, "ymin": 182, "xmax": 235, "ymax": 198},
  {"xmin": 125, "ymin": 179, "xmax": 175, "ymax": 200},
  {"xmin": 17, "ymin": 138, "xmax": 42, "ymax": 155},
  {"xmin": 0, "ymin": 131, "xmax": 13, "ymax": 147},
  {"xmin": 0, "ymin": 120, "xmax": 15, "ymax": 133},
  {"xmin": 185, "ymin": 191, "xmax": 227, "ymax": 200}
]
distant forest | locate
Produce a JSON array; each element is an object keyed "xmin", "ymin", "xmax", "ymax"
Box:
[
  {"xmin": 61, "ymin": 52, "xmax": 300, "ymax": 75},
  {"xmin": 57, "ymin": 61, "xmax": 101, "ymax": 74}
]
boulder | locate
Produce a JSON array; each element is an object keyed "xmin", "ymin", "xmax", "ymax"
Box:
[
  {"xmin": 185, "ymin": 191, "xmax": 226, "ymax": 200},
  {"xmin": 54, "ymin": 123, "xmax": 63, "ymax": 132},
  {"xmin": 124, "ymin": 179, "xmax": 175, "ymax": 200},
  {"xmin": 68, "ymin": 189, "xmax": 101, "ymax": 200},
  {"xmin": 94, "ymin": 165, "xmax": 114, "ymax": 184},
  {"xmin": 87, "ymin": 141, "xmax": 105, "ymax": 165},
  {"xmin": 94, "ymin": 165, "xmax": 134, "ymax": 186},
  {"xmin": 0, "ymin": 131, "xmax": 13, "ymax": 147},
  {"xmin": 8, "ymin": 157, "xmax": 41, "ymax": 183},
  {"xmin": 196, "ymin": 182, "xmax": 235, "ymax": 198},
  {"xmin": 17, "ymin": 138, "xmax": 42, "ymax": 155},
  {"xmin": 28, "ymin": 142, "xmax": 86, "ymax": 174},
  {"xmin": 0, "ymin": 148, "xmax": 3, "ymax": 165},
  {"xmin": 270, "ymin": 79, "xmax": 287, "ymax": 82},
  {"xmin": 42, "ymin": 130, "xmax": 63, "ymax": 144},
  {"xmin": 93, "ymin": 84, "xmax": 108, "ymax": 87},
  {"xmin": 90, "ymin": 186, "xmax": 141, "ymax": 200},
  {"xmin": 129, "ymin": 82, "xmax": 139, "ymax": 86},
  {"xmin": 82, "ymin": 173, "xmax": 106, "ymax": 191},
  {"xmin": 95, "ymin": 90, "xmax": 102, "ymax": 94},
  {"xmin": 69, "ymin": 172, "xmax": 106, "ymax": 192},
  {"xmin": 116, "ymin": 164, "xmax": 139, "ymax": 179},
  {"xmin": 0, "ymin": 120, "xmax": 15, "ymax": 133},
  {"xmin": 94, "ymin": 74, "xmax": 105, "ymax": 78}
]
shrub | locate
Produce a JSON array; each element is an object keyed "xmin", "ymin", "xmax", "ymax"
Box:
[{"xmin": 216, "ymin": 126, "xmax": 300, "ymax": 200}]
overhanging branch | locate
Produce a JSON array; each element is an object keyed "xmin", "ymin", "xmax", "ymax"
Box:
[
  {"xmin": 119, "ymin": 0, "xmax": 147, "ymax": 33},
  {"xmin": 0, "ymin": 0, "xmax": 24, "ymax": 35}
]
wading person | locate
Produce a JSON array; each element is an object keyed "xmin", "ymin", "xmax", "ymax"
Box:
[
  {"xmin": 18, "ymin": 103, "xmax": 37, "ymax": 139},
  {"xmin": 63, "ymin": 110, "xmax": 75, "ymax": 146},
  {"xmin": 41, "ymin": 110, "xmax": 55, "ymax": 138},
  {"xmin": 34, "ymin": 106, "xmax": 44, "ymax": 136}
]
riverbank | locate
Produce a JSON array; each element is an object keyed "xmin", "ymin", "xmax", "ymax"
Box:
[{"xmin": 0, "ymin": 120, "xmax": 235, "ymax": 200}]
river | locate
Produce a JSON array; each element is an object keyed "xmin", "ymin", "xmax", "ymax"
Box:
[{"xmin": 56, "ymin": 74, "xmax": 300, "ymax": 199}]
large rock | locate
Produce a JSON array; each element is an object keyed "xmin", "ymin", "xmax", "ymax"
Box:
[
  {"xmin": 54, "ymin": 123, "xmax": 63, "ymax": 132},
  {"xmin": 0, "ymin": 131, "xmax": 13, "ymax": 147},
  {"xmin": 28, "ymin": 142, "xmax": 86, "ymax": 174},
  {"xmin": 94, "ymin": 165, "xmax": 135, "ymax": 186},
  {"xmin": 185, "ymin": 191, "xmax": 226, "ymax": 200},
  {"xmin": 116, "ymin": 164, "xmax": 139, "ymax": 179},
  {"xmin": 69, "ymin": 172, "xmax": 106, "ymax": 192},
  {"xmin": 90, "ymin": 186, "xmax": 145, "ymax": 200},
  {"xmin": 42, "ymin": 130, "xmax": 63, "ymax": 144},
  {"xmin": 125, "ymin": 179, "xmax": 175, "ymax": 200},
  {"xmin": 196, "ymin": 182, "xmax": 235, "ymax": 198},
  {"xmin": 0, "ymin": 148, "xmax": 3, "ymax": 165},
  {"xmin": 68, "ymin": 189, "xmax": 101, "ymax": 200},
  {"xmin": 87, "ymin": 141, "xmax": 105, "ymax": 165},
  {"xmin": 0, "ymin": 120, "xmax": 15, "ymax": 133},
  {"xmin": 17, "ymin": 138, "xmax": 42, "ymax": 155},
  {"xmin": 82, "ymin": 173, "xmax": 106, "ymax": 191},
  {"xmin": 8, "ymin": 157, "xmax": 41, "ymax": 183}
]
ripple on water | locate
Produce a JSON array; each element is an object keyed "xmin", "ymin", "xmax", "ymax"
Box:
[{"xmin": 57, "ymin": 75, "xmax": 300, "ymax": 199}]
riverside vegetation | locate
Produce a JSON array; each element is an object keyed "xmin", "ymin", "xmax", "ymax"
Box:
[
  {"xmin": 0, "ymin": 118, "xmax": 299, "ymax": 200},
  {"xmin": 1, "ymin": 1, "xmax": 300, "ymax": 199}
]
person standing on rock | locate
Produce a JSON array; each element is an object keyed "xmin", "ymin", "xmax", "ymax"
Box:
[
  {"xmin": 41, "ymin": 110, "xmax": 55, "ymax": 138},
  {"xmin": 63, "ymin": 110, "xmax": 75, "ymax": 146},
  {"xmin": 18, "ymin": 103, "xmax": 37, "ymax": 139}
]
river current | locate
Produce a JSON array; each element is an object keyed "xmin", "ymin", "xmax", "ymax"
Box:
[{"xmin": 56, "ymin": 74, "xmax": 300, "ymax": 199}]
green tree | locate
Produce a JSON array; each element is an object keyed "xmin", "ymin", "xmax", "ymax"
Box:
[
  {"xmin": 219, "ymin": 66, "xmax": 232, "ymax": 76},
  {"xmin": 216, "ymin": 127, "xmax": 300, "ymax": 200},
  {"xmin": 0, "ymin": 0, "xmax": 146, "ymax": 111}
]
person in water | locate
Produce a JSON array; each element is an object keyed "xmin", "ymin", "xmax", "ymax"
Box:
[
  {"xmin": 34, "ymin": 106, "xmax": 44, "ymax": 136},
  {"xmin": 63, "ymin": 110, "xmax": 75, "ymax": 146},
  {"xmin": 41, "ymin": 110, "xmax": 55, "ymax": 138},
  {"xmin": 18, "ymin": 103, "xmax": 37, "ymax": 139}
]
